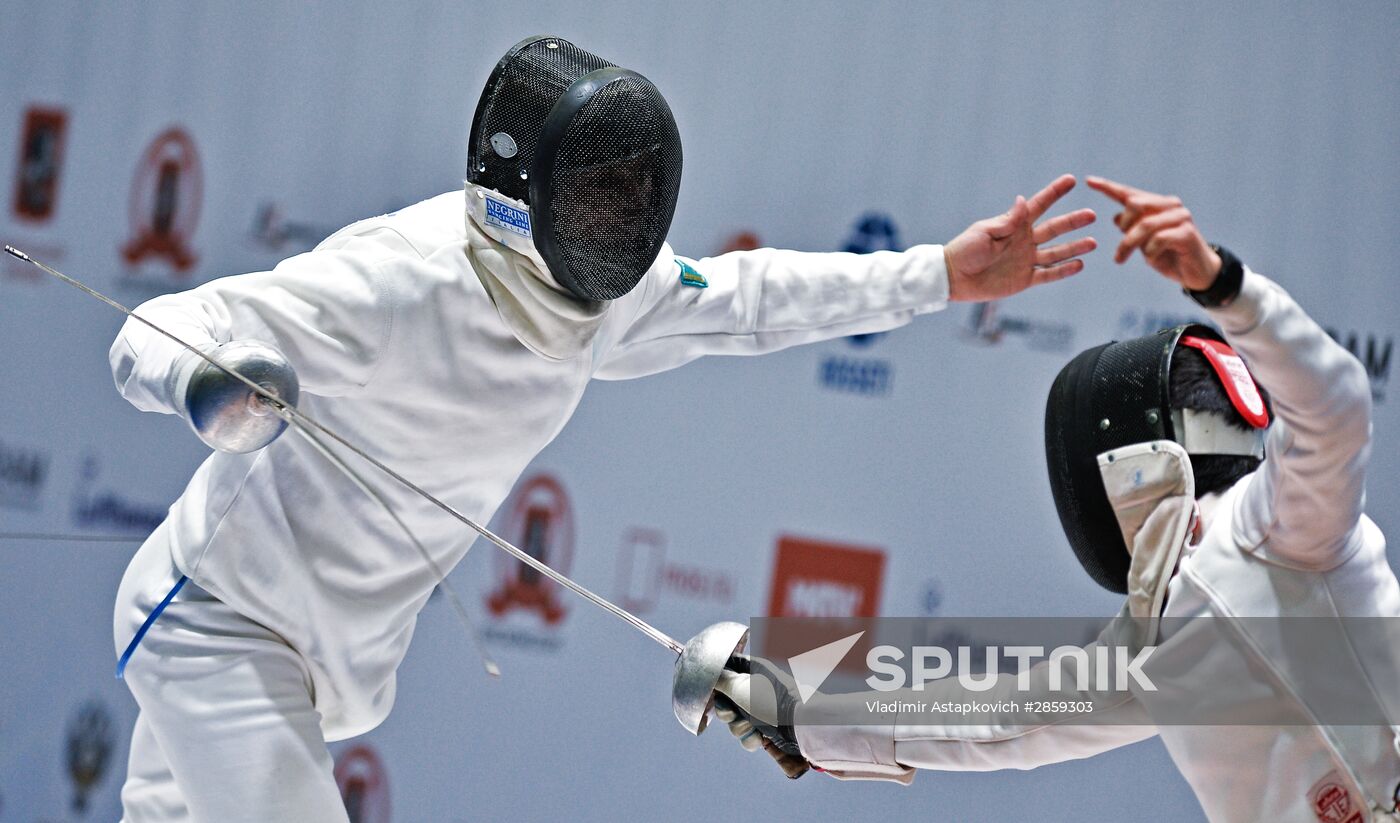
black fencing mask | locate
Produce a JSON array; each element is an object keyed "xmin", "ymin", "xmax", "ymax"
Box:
[
  {"xmin": 1044, "ymin": 324, "xmax": 1270, "ymax": 593},
  {"xmin": 466, "ymin": 35, "xmax": 683, "ymax": 301}
]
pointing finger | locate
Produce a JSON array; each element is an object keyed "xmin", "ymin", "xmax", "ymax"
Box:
[{"xmin": 1085, "ymin": 176, "xmax": 1140, "ymax": 205}]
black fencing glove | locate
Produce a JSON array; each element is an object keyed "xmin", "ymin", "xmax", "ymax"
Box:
[{"xmin": 713, "ymin": 655, "xmax": 810, "ymax": 779}]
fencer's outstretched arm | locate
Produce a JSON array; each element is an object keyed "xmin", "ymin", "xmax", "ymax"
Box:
[
  {"xmin": 593, "ymin": 175, "xmax": 1095, "ymax": 380},
  {"xmin": 109, "ymin": 234, "xmax": 404, "ymax": 416},
  {"xmin": 591, "ymin": 243, "xmax": 949, "ymax": 380},
  {"xmin": 717, "ymin": 625, "xmax": 1157, "ymax": 783},
  {"xmin": 1204, "ymin": 268, "xmax": 1372, "ymax": 565},
  {"xmin": 800, "ymin": 689, "xmax": 1154, "ymax": 783},
  {"xmin": 1088, "ymin": 176, "xmax": 1372, "ymax": 566}
]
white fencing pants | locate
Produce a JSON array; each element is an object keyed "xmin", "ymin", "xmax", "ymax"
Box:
[{"xmin": 114, "ymin": 534, "xmax": 349, "ymax": 823}]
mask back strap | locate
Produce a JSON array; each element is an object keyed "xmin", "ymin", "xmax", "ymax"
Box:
[{"xmin": 1171, "ymin": 407, "xmax": 1266, "ymax": 459}]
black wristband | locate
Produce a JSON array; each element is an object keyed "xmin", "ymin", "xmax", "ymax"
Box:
[{"xmin": 1186, "ymin": 244, "xmax": 1244, "ymax": 308}]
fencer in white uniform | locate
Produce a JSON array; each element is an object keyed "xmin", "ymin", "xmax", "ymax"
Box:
[
  {"xmin": 715, "ymin": 177, "xmax": 1400, "ymax": 822},
  {"xmin": 108, "ymin": 36, "xmax": 1097, "ymax": 822}
]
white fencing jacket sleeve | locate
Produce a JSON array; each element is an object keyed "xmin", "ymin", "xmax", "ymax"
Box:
[
  {"xmin": 1207, "ymin": 268, "xmax": 1373, "ymax": 567},
  {"xmin": 108, "ymin": 230, "xmax": 406, "ymax": 415},
  {"xmin": 793, "ymin": 623, "xmax": 1158, "ymax": 783},
  {"xmin": 591, "ymin": 245, "xmax": 949, "ymax": 380}
]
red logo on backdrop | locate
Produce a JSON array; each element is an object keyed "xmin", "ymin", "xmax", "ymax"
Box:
[
  {"xmin": 487, "ymin": 473, "xmax": 574, "ymax": 625},
  {"xmin": 120, "ymin": 127, "xmax": 202, "ymax": 273},
  {"xmin": 767, "ymin": 535, "xmax": 885, "ymax": 618},
  {"xmin": 1307, "ymin": 771, "xmax": 1363, "ymax": 823},
  {"xmin": 762, "ymin": 535, "xmax": 885, "ymax": 673},
  {"xmin": 334, "ymin": 745, "xmax": 390, "ymax": 823},
  {"xmin": 12, "ymin": 106, "xmax": 68, "ymax": 222}
]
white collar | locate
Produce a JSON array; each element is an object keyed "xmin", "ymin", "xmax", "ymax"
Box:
[{"xmin": 463, "ymin": 184, "xmax": 608, "ymax": 361}]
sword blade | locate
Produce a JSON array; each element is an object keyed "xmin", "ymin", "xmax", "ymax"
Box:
[{"xmin": 282, "ymin": 411, "xmax": 502, "ymax": 677}]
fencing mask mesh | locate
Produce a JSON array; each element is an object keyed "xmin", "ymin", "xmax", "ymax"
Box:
[{"xmin": 468, "ymin": 36, "xmax": 682, "ymax": 301}]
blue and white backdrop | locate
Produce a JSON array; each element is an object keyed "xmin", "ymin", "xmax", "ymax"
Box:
[{"xmin": 1, "ymin": 2, "xmax": 1396, "ymax": 820}]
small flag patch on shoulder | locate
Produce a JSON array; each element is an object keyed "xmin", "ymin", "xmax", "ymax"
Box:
[{"xmin": 676, "ymin": 259, "xmax": 708, "ymax": 288}]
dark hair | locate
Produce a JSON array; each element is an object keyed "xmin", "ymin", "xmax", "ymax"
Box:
[{"xmin": 1168, "ymin": 347, "xmax": 1271, "ymax": 498}]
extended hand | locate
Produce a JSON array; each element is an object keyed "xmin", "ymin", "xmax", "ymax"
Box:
[
  {"xmin": 944, "ymin": 174, "xmax": 1097, "ymax": 302},
  {"xmin": 1085, "ymin": 176, "xmax": 1221, "ymax": 291}
]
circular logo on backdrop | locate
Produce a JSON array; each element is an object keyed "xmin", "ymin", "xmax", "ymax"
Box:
[
  {"xmin": 65, "ymin": 700, "xmax": 115, "ymax": 813},
  {"xmin": 842, "ymin": 213, "xmax": 901, "ymax": 255},
  {"xmin": 120, "ymin": 126, "xmax": 202, "ymax": 273},
  {"xmin": 486, "ymin": 473, "xmax": 575, "ymax": 625},
  {"xmin": 334, "ymin": 745, "xmax": 391, "ymax": 823}
]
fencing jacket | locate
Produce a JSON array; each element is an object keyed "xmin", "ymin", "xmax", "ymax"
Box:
[
  {"xmin": 795, "ymin": 270, "xmax": 1400, "ymax": 822},
  {"xmin": 108, "ymin": 189, "xmax": 951, "ymax": 740}
]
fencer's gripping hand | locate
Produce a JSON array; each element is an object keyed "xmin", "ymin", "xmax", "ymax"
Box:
[
  {"xmin": 178, "ymin": 340, "xmax": 300, "ymax": 454},
  {"xmin": 714, "ymin": 655, "xmax": 811, "ymax": 779},
  {"xmin": 944, "ymin": 174, "xmax": 1097, "ymax": 302},
  {"xmin": 713, "ymin": 694, "xmax": 810, "ymax": 779},
  {"xmin": 1085, "ymin": 176, "xmax": 1222, "ymax": 291}
]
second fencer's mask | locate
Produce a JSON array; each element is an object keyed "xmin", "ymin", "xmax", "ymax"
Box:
[
  {"xmin": 465, "ymin": 35, "xmax": 683, "ymax": 301},
  {"xmin": 1044, "ymin": 324, "xmax": 1271, "ymax": 593}
]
